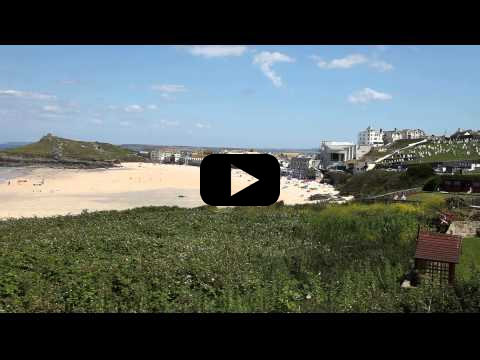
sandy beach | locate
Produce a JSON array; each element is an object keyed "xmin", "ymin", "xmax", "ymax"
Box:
[{"xmin": 0, "ymin": 162, "xmax": 343, "ymax": 219}]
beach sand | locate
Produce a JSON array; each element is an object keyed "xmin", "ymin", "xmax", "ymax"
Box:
[{"xmin": 0, "ymin": 162, "xmax": 340, "ymax": 219}]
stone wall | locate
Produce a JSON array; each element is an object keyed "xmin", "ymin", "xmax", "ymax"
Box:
[{"xmin": 446, "ymin": 221, "xmax": 480, "ymax": 238}]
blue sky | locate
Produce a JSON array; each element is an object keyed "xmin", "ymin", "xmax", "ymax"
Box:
[{"xmin": 0, "ymin": 45, "xmax": 479, "ymax": 148}]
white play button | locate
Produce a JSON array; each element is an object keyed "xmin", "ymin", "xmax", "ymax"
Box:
[{"xmin": 231, "ymin": 169, "xmax": 259, "ymax": 197}]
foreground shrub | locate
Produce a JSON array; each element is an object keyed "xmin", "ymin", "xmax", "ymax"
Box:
[
  {"xmin": 423, "ymin": 176, "xmax": 441, "ymax": 192},
  {"xmin": 0, "ymin": 203, "xmax": 478, "ymax": 312}
]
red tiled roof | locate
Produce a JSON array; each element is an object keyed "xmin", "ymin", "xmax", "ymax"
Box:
[{"xmin": 415, "ymin": 231, "xmax": 462, "ymax": 264}]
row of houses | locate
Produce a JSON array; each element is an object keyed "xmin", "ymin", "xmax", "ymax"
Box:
[
  {"xmin": 150, "ymin": 150, "xmax": 204, "ymax": 166},
  {"xmin": 358, "ymin": 126, "xmax": 427, "ymax": 147}
]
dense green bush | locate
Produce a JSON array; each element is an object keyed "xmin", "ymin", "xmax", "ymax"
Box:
[
  {"xmin": 423, "ymin": 176, "xmax": 441, "ymax": 191},
  {"xmin": 339, "ymin": 166, "xmax": 438, "ymax": 198},
  {"xmin": 0, "ymin": 203, "xmax": 478, "ymax": 312},
  {"xmin": 407, "ymin": 164, "xmax": 434, "ymax": 179},
  {"xmin": 324, "ymin": 171, "xmax": 352, "ymax": 186},
  {"xmin": 339, "ymin": 170, "xmax": 421, "ymax": 197}
]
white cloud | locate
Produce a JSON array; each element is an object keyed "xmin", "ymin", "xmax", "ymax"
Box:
[
  {"xmin": 348, "ymin": 88, "xmax": 392, "ymax": 104},
  {"xmin": 312, "ymin": 54, "xmax": 368, "ymax": 69},
  {"xmin": 151, "ymin": 84, "xmax": 187, "ymax": 93},
  {"xmin": 124, "ymin": 105, "xmax": 144, "ymax": 113},
  {"xmin": 147, "ymin": 104, "xmax": 158, "ymax": 110},
  {"xmin": 42, "ymin": 105, "xmax": 61, "ymax": 113},
  {"xmin": 154, "ymin": 119, "xmax": 180, "ymax": 128},
  {"xmin": 0, "ymin": 89, "xmax": 56, "ymax": 100},
  {"xmin": 311, "ymin": 54, "xmax": 393, "ymax": 72},
  {"xmin": 181, "ymin": 45, "xmax": 248, "ymax": 58},
  {"xmin": 369, "ymin": 60, "xmax": 394, "ymax": 72},
  {"xmin": 253, "ymin": 51, "xmax": 295, "ymax": 87},
  {"xmin": 119, "ymin": 121, "xmax": 132, "ymax": 127},
  {"xmin": 152, "ymin": 84, "xmax": 187, "ymax": 101},
  {"xmin": 195, "ymin": 122, "xmax": 211, "ymax": 129}
]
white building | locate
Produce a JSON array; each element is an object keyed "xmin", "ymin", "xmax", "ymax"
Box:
[
  {"xmin": 319, "ymin": 141, "xmax": 356, "ymax": 169},
  {"xmin": 383, "ymin": 128, "xmax": 426, "ymax": 144},
  {"xmin": 358, "ymin": 127, "xmax": 384, "ymax": 147},
  {"xmin": 383, "ymin": 129, "xmax": 403, "ymax": 144},
  {"xmin": 150, "ymin": 150, "xmax": 171, "ymax": 162},
  {"xmin": 400, "ymin": 128, "xmax": 426, "ymax": 140},
  {"xmin": 355, "ymin": 145, "xmax": 373, "ymax": 160}
]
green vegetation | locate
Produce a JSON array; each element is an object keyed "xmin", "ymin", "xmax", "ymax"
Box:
[
  {"xmin": 380, "ymin": 139, "xmax": 480, "ymax": 165},
  {"xmin": 338, "ymin": 164, "xmax": 434, "ymax": 198},
  {"xmin": 1, "ymin": 202, "xmax": 480, "ymax": 312},
  {"xmin": 423, "ymin": 176, "xmax": 441, "ymax": 191},
  {"xmin": 0, "ymin": 134, "xmax": 143, "ymax": 162},
  {"xmin": 407, "ymin": 192, "xmax": 447, "ymax": 212},
  {"xmin": 457, "ymin": 237, "xmax": 480, "ymax": 281},
  {"xmin": 440, "ymin": 174, "xmax": 480, "ymax": 182},
  {"xmin": 408, "ymin": 151, "xmax": 480, "ymax": 164},
  {"xmin": 364, "ymin": 139, "xmax": 423, "ymax": 162},
  {"xmin": 408, "ymin": 192, "xmax": 447, "ymax": 203}
]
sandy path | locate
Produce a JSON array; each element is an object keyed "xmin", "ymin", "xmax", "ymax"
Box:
[{"xmin": 0, "ymin": 163, "xmax": 340, "ymax": 219}]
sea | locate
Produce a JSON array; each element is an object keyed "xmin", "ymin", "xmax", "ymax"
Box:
[{"xmin": 0, "ymin": 167, "xmax": 32, "ymax": 183}]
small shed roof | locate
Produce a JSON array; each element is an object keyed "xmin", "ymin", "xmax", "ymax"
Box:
[{"xmin": 415, "ymin": 231, "xmax": 462, "ymax": 264}]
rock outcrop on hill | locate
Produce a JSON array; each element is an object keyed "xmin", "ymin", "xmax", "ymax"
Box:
[{"xmin": 0, "ymin": 134, "xmax": 143, "ymax": 168}]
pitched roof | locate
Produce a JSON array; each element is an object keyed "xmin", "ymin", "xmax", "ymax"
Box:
[{"xmin": 415, "ymin": 231, "xmax": 462, "ymax": 264}]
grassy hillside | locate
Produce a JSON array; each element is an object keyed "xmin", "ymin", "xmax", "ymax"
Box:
[
  {"xmin": 338, "ymin": 165, "xmax": 435, "ymax": 198},
  {"xmin": 379, "ymin": 138, "xmax": 480, "ymax": 165},
  {"xmin": 1, "ymin": 203, "xmax": 480, "ymax": 313},
  {"xmin": 1, "ymin": 134, "xmax": 143, "ymax": 162},
  {"xmin": 363, "ymin": 139, "xmax": 422, "ymax": 162}
]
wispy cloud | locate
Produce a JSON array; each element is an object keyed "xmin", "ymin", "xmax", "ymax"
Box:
[
  {"xmin": 369, "ymin": 60, "xmax": 394, "ymax": 72},
  {"xmin": 0, "ymin": 89, "xmax": 56, "ymax": 101},
  {"xmin": 195, "ymin": 122, "xmax": 211, "ymax": 129},
  {"xmin": 160, "ymin": 93, "xmax": 175, "ymax": 101},
  {"xmin": 119, "ymin": 121, "xmax": 132, "ymax": 127},
  {"xmin": 147, "ymin": 104, "xmax": 158, "ymax": 110},
  {"xmin": 311, "ymin": 53, "xmax": 394, "ymax": 72},
  {"xmin": 42, "ymin": 105, "xmax": 61, "ymax": 113},
  {"xmin": 124, "ymin": 105, "xmax": 144, "ymax": 113},
  {"xmin": 311, "ymin": 54, "xmax": 368, "ymax": 69},
  {"xmin": 253, "ymin": 51, "xmax": 295, "ymax": 87},
  {"xmin": 151, "ymin": 84, "xmax": 187, "ymax": 93},
  {"xmin": 180, "ymin": 45, "xmax": 248, "ymax": 58},
  {"xmin": 41, "ymin": 102, "xmax": 79, "ymax": 116},
  {"xmin": 152, "ymin": 84, "xmax": 187, "ymax": 101},
  {"xmin": 348, "ymin": 88, "xmax": 392, "ymax": 104},
  {"xmin": 153, "ymin": 119, "xmax": 180, "ymax": 128}
]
